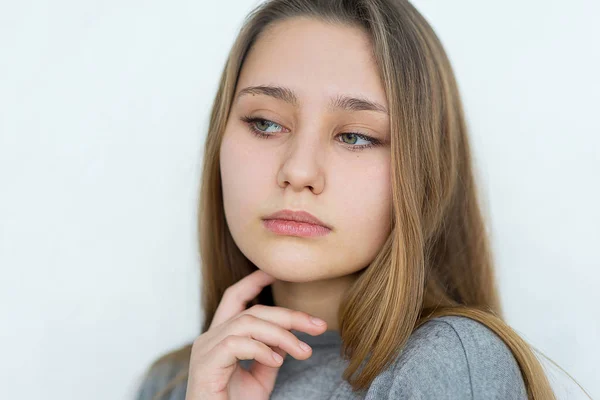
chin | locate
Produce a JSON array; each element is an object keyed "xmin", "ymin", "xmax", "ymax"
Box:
[{"xmin": 253, "ymin": 256, "xmax": 334, "ymax": 283}]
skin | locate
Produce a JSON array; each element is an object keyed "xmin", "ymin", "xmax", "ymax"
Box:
[{"xmin": 219, "ymin": 17, "xmax": 392, "ymax": 331}]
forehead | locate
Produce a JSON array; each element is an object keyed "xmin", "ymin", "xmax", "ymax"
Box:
[{"xmin": 235, "ymin": 17, "xmax": 387, "ymax": 112}]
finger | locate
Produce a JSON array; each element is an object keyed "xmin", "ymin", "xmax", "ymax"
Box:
[
  {"xmin": 208, "ymin": 335, "xmax": 284, "ymax": 370},
  {"xmin": 223, "ymin": 314, "xmax": 315, "ymax": 361},
  {"xmin": 240, "ymin": 304, "xmax": 328, "ymax": 335},
  {"xmin": 211, "ymin": 269, "xmax": 277, "ymax": 329},
  {"xmin": 195, "ymin": 306, "xmax": 326, "ymax": 361},
  {"xmin": 248, "ymin": 346, "xmax": 288, "ymax": 389}
]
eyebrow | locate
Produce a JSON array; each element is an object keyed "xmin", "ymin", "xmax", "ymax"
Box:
[{"xmin": 235, "ymin": 84, "xmax": 389, "ymax": 115}]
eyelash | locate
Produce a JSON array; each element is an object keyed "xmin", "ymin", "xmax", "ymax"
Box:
[{"xmin": 240, "ymin": 115, "xmax": 382, "ymax": 152}]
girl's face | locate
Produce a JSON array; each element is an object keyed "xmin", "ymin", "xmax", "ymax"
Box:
[{"xmin": 220, "ymin": 17, "xmax": 392, "ymax": 282}]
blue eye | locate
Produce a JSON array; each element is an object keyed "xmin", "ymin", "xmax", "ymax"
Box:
[{"xmin": 239, "ymin": 115, "xmax": 382, "ymax": 152}]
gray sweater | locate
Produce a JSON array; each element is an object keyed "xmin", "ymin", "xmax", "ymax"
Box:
[{"xmin": 135, "ymin": 315, "xmax": 528, "ymax": 399}]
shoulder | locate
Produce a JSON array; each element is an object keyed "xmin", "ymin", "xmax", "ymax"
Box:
[
  {"xmin": 371, "ymin": 315, "xmax": 528, "ymax": 400},
  {"xmin": 135, "ymin": 347, "xmax": 190, "ymax": 400}
]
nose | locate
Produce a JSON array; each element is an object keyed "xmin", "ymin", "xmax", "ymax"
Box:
[{"xmin": 276, "ymin": 133, "xmax": 325, "ymax": 195}]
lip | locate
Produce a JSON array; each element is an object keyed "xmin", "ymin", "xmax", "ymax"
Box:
[{"xmin": 262, "ymin": 209, "xmax": 332, "ymax": 230}]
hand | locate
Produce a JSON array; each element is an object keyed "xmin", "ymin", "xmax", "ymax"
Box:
[{"xmin": 184, "ymin": 269, "xmax": 328, "ymax": 399}]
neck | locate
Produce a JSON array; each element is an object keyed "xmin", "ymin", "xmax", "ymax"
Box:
[{"xmin": 270, "ymin": 270, "xmax": 362, "ymax": 332}]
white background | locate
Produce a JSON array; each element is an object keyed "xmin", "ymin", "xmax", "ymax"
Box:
[{"xmin": 0, "ymin": 1, "xmax": 598, "ymax": 399}]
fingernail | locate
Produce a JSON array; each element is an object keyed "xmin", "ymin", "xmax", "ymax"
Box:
[
  {"xmin": 272, "ymin": 352, "xmax": 283, "ymax": 363},
  {"xmin": 299, "ymin": 341, "xmax": 311, "ymax": 352},
  {"xmin": 310, "ymin": 316, "xmax": 326, "ymax": 326}
]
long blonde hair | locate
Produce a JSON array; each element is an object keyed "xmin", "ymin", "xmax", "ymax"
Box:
[{"xmin": 145, "ymin": 1, "xmax": 588, "ymax": 399}]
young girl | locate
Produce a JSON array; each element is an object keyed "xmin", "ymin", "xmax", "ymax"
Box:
[{"xmin": 135, "ymin": 0, "xmax": 579, "ymax": 399}]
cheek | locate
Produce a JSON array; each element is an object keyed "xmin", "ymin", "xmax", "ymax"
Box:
[
  {"xmin": 220, "ymin": 131, "xmax": 274, "ymax": 227},
  {"xmin": 337, "ymin": 159, "xmax": 391, "ymax": 212},
  {"xmin": 334, "ymin": 159, "xmax": 392, "ymax": 243}
]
